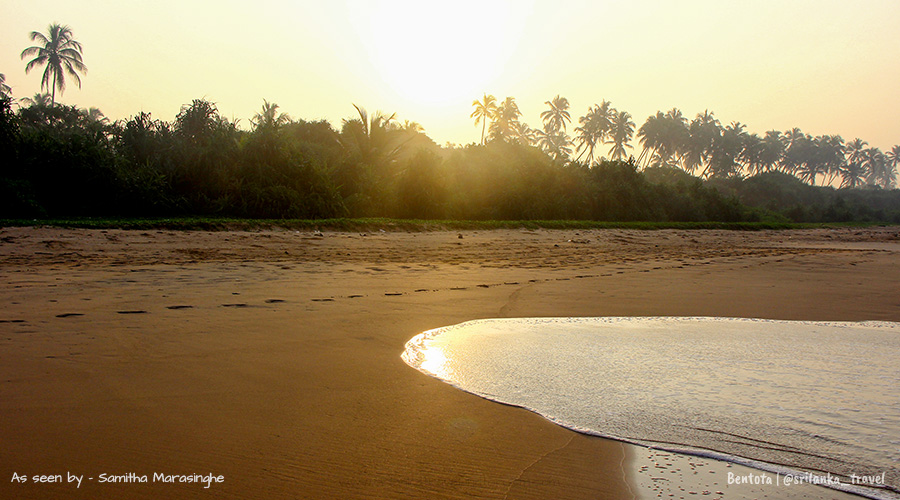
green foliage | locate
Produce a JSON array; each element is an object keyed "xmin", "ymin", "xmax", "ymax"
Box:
[
  {"xmin": 1, "ymin": 96, "xmax": 895, "ymax": 224},
  {"xmin": 708, "ymin": 171, "xmax": 900, "ymax": 223}
]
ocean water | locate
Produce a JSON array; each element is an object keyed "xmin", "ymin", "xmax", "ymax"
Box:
[{"xmin": 402, "ymin": 317, "xmax": 900, "ymax": 499}]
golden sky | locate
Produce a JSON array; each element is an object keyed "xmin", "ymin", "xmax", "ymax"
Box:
[{"xmin": 3, "ymin": 0, "xmax": 899, "ymax": 150}]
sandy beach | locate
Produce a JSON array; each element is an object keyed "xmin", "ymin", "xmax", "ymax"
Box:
[{"xmin": 2, "ymin": 225, "xmax": 898, "ymax": 499}]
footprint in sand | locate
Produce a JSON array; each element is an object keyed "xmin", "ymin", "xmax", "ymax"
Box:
[
  {"xmin": 56, "ymin": 313, "xmax": 84, "ymax": 318},
  {"xmin": 166, "ymin": 305, "xmax": 194, "ymax": 310}
]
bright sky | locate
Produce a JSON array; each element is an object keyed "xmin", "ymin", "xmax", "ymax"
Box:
[{"xmin": 2, "ymin": 0, "xmax": 899, "ymax": 150}]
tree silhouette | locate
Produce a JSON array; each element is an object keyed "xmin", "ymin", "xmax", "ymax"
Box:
[
  {"xmin": 82, "ymin": 106, "xmax": 108, "ymax": 124},
  {"xmin": 20, "ymin": 92, "xmax": 52, "ymax": 109},
  {"xmin": 470, "ymin": 94, "xmax": 497, "ymax": 145},
  {"xmin": 0, "ymin": 74, "xmax": 10, "ymax": 96},
  {"xmin": 251, "ymin": 99, "xmax": 290, "ymax": 132},
  {"xmin": 575, "ymin": 101, "xmax": 612, "ymax": 164},
  {"xmin": 887, "ymin": 145, "xmax": 900, "ymax": 185},
  {"xmin": 21, "ymin": 23, "xmax": 87, "ymax": 105},
  {"xmin": 511, "ymin": 121, "xmax": 536, "ymax": 146},
  {"xmin": 535, "ymin": 127, "xmax": 572, "ymax": 162},
  {"xmin": 540, "ymin": 95, "xmax": 571, "ymax": 133},
  {"xmin": 488, "ymin": 97, "xmax": 522, "ymax": 143},
  {"xmin": 607, "ymin": 110, "xmax": 634, "ymax": 161}
]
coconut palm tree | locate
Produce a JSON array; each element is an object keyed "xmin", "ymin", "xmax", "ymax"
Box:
[
  {"xmin": 535, "ymin": 126, "xmax": 572, "ymax": 161},
  {"xmin": 705, "ymin": 122, "xmax": 747, "ymax": 179},
  {"xmin": 780, "ymin": 128, "xmax": 808, "ymax": 175},
  {"xmin": 21, "ymin": 23, "xmax": 87, "ymax": 105},
  {"xmin": 488, "ymin": 97, "xmax": 522, "ymax": 143},
  {"xmin": 683, "ymin": 110, "xmax": 721, "ymax": 175},
  {"xmin": 251, "ymin": 99, "xmax": 290, "ymax": 132},
  {"xmin": 637, "ymin": 111, "xmax": 665, "ymax": 167},
  {"xmin": 575, "ymin": 101, "xmax": 612, "ymax": 164},
  {"xmin": 636, "ymin": 109, "xmax": 686, "ymax": 169},
  {"xmin": 20, "ymin": 92, "xmax": 52, "ymax": 109},
  {"xmin": 864, "ymin": 147, "xmax": 895, "ymax": 189},
  {"xmin": 82, "ymin": 106, "xmax": 108, "ymax": 124},
  {"xmin": 470, "ymin": 94, "xmax": 497, "ymax": 145},
  {"xmin": 540, "ymin": 95, "xmax": 571, "ymax": 133},
  {"xmin": 845, "ymin": 138, "xmax": 868, "ymax": 166},
  {"xmin": 840, "ymin": 161, "xmax": 867, "ymax": 189},
  {"xmin": 888, "ymin": 145, "xmax": 900, "ymax": 176},
  {"xmin": 341, "ymin": 104, "xmax": 401, "ymax": 167},
  {"xmin": 758, "ymin": 130, "xmax": 785, "ymax": 173},
  {"xmin": 818, "ymin": 135, "xmax": 845, "ymax": 186},
  {"xmin": 0, "ymin": 74, "xmax": 11, "ymax": 96},
  {"xmin": 511, "ymin": 121, "xmax": 536, "ymax": 146},
  {"xmin": 607, "ymin": 110, "xmax": 634, "ymax": 161}
]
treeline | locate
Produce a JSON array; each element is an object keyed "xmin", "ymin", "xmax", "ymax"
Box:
[
  {"xmin": 473, "ymin": 94, "xmax": 899, "ymax": 191},
  {"xmin": 1, "ymin": 95, "xmax": 898, "ymax": 223}
]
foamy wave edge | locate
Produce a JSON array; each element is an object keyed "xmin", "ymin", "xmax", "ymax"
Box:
[{"xmin": 401, "ymin": 317, "xmax": 900, "ymax": 500}]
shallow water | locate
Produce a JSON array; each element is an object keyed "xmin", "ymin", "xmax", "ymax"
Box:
[{"xmin": 402, "ymin": 317, "xmax": 900, "ymax": 499}]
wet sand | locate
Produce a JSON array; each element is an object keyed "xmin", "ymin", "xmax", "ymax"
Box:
[{"xmin": 1, "ymin": 226, "xmax": 898, "ymax": 499}]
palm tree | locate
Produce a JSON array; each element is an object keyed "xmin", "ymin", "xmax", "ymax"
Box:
[
  {"xmin": 21, "ymin": 23, "xmax": 87, "ymax": 105},
  {"xmin": 488, "ymin": 97, "xmax": 522, "ymax": 143},
  {"xmin": 574, "ymin": 101, "xmax": 612, "ymax": 164},
  {"xmin": 780, "ymin": 128, "xmax": 808, "ymax": 175},
  {"xmin": 636, "ymin": 109, "xmax": 686, "ymax": 169},
  {"xmin": 607, "ymin": 110, "xmax": 634, "ymax": 161},
  {"xmin": 0, "ymin": 74, "xmax": 10, "ymax": 96},
  {"xmin": 864, "ymin": 147, "xmax": 895, "ymax": 189},
  {"xmin": 637, "ymin": 111, "xmax": 665, "ymax": 167},
  {"xmin": 251, "ymin": 99, "xmax": 290, "ymax": 131},
  {"xmin": 540, "ymin": 95, "xmax": 571, "ymax": 133},
  {"xmin": 758, "ymin": 130, "xmax": 785, "ymax": 173},
  {"xmin": 683, "ymin": 110, "xmax": 720, "ymax": 175},
  {"xmin": 470, "ymin": 94, "xmax": 497, "ymax": 145},
  {"xmin": 400, "ymin": 120, "xmax": 424, "ymax": 133},
  {"xmin": 511, "ymin": 121, "xmax": 536, "ymax": 146},
  {"xmin": 705, "ymin": 122, "xmax": 747, "ymax": 179},
  {"xmin": 535, "ymin": 126, "xmax": 572, "ymax": 161},
  {"xmin": 840, "ymin": 161, "xmax": 866, "ymax": 188},
  {"xmin": 888, "ymin": 145, "xmax": 900, "ymax": 177},
  {"xmin": 82, "ymin": 106, "xmax": 108, "ymax": 124},
  {"xmin": 341, "ymin": 104, "xmax": 401, "ymax": 166},
  {"xmin": 845, "ymin": 138, "xmax": 868, "ymax": 166},
  {"xmin": 19, "ymin": 92, "xmax": 52, "ymax": 109}
]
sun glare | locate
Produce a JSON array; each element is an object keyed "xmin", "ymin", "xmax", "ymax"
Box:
[{"xmin": 350, "ymin": 0, "xmax": 522, "ymax": 107}]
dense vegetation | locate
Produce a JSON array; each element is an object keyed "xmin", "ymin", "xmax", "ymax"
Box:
[
  {"xmin": 2, "ymin": 22, "xmax": 897, "ymax": 224},
  {"xmin": 1, "ymin": 94, "xmax": 898, "ymax": 223}
]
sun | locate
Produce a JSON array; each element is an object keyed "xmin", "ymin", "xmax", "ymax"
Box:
[{"xmin": 351, "ymin": 0, "xmax": 520, "ymax": 107}]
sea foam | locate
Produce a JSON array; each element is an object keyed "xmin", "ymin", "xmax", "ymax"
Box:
[{"xmin": 402, "ymin": 317, "xmax": 900, "ymax": 499}]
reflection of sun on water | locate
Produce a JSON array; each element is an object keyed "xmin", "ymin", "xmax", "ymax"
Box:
[
  {"xmin": 350, "ymin": 0, "xmax": 526, "ymax": 106},
  {"xmin": 419, "ymin": 345, "xmax": 451, "ymax": 379}
]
